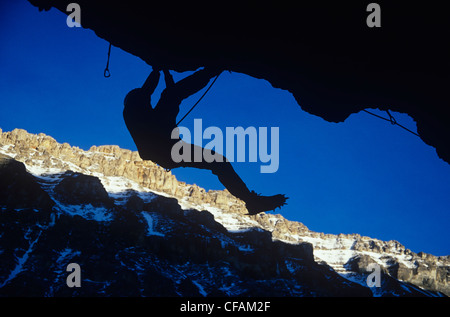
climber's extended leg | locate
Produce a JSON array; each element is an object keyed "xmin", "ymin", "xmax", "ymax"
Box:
[{"xmin": 173, "ymin": 142, "xmax": 288, "ymax": 215}]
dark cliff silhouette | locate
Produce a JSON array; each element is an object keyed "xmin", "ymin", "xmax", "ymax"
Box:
[
  {"xmin": 123, "ymin": 68, "xmax": 287, "ymax": 214},
  {"xmin": 28, "ymin": 1, "xmax": 450, "ymax": 165}
]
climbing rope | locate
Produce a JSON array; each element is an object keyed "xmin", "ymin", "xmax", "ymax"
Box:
[
  {"xmin": 363, "ymin": 109, "xmax": 420, "ymax": 137},
  {"xmin": 104, "ymin": 42, "xmax": 112, "ymax": 78},
  {"xmin": 176, "ymin": 72, "xmax": 222, "ymax": 126}
]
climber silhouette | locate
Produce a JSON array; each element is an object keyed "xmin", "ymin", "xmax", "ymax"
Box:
[{"xmin": 123, "ymin": 67, "xmax": 287, "ymax": 214}]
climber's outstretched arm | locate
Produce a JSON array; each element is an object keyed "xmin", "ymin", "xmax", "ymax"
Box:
[
  {"xmin": 171, "ymin": 67, "xmax": 222, "ymax": 101},
  {"xmin": 141, "ymin": 69, "xmax": 161, "ymax": 97},
  {"xmin": 163, "ymin": 69, "xmax": 175, "ymax": 88}
]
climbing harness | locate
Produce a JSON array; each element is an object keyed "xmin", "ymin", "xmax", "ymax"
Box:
[
  {"xmin": 104, "ymin": 42, "xmax": 112, "ymax": 78},
  {"xmin": 176, "ymin": 72, "xmax": 222, "ymax": 126}
]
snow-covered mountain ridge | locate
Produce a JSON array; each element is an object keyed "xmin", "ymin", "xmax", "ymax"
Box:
[{"xmin": 0, "ymin": 128, "xmax": 448, "ymax": 296}]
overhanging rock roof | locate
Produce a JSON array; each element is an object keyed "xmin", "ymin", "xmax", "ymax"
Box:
[{"xmin": 28, "ymin": 0, "xmax": 450, "ymax": 163}]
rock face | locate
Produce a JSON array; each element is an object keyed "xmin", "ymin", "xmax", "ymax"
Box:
[
  {"xmin": 0, "ymin": 129, "xmax": 244, "ymax": 214},
  {"xmin": 54, "ymin": 171, "xmax": 113, "ymax": 207},
  {"xmin": 0, "ymin": 153, "xmax": 54, "ymax": 210},
  {"xmin": 27, "ymin": 1, "xmax": 450, "ymax": 165},
  {"xmin": 0, "ymin": 128, "xmax": 448, "ymax": 297}
]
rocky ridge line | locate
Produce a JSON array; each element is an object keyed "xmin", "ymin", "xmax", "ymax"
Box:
[
  {"xmin": 0, "ymin": 128, "xmax": 448, "ymax": 295},
  {"xmin": 0, "ymin": 128, "xmax": 243, "ymax": 212}
]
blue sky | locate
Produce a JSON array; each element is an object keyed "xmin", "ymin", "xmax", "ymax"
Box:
[{"xmin": 1, "ymin": 1, "xmax": 449, "ymax": 255}]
